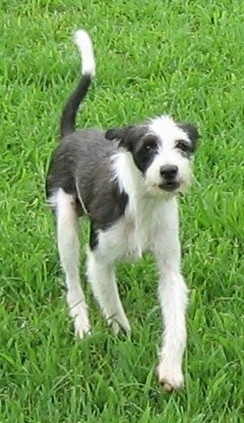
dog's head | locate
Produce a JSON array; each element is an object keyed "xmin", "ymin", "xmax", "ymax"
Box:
[{"xmin": 105, "ymin": 115, "xmax": 200, "ymax": 196}]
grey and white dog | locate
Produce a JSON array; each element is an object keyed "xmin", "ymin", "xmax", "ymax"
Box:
[{"xmin": 46, "ymin": 30, "xmax": 199, "ymax": 391}]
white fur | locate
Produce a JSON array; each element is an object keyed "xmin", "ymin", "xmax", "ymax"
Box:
[
  {"xmin": 86, "ymin": 251, "xmax": 131, "ymax": 334},
  {"xmin": 55, "ymin": 188, "xmax": 90, "ymax": 338},
  {"xmin": 74, "ymin": 30, "xmax": 95, "ymax": 77}
]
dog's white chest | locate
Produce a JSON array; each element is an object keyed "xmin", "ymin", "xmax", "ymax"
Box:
[
  {"xmin": 95, "ymin": 193, "xmax": 178, "ymax": 265},
  {"xmin": 96, "ymin": 206, "xmax": 162, "ymax": 264},
  {"xmin": 97, "ymin": 217, "xmax": 144, "ymax": 263},
  {"xmin": 119, "ymin": 217, "xmax": 145, "ymax": 259}
]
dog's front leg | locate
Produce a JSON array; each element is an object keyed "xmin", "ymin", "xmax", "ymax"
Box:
[
  {"xmin": 154, "ymin": 228, "xmax": 188, "ymax": 391},
  {"xmin": 86, "ymin": 249, "xmax": 131, "ymax": 334}
]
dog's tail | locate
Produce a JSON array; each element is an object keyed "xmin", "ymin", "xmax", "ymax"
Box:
[{"xmin": 60, "ymin": 30, "xmax": 95, "ymax": 137}]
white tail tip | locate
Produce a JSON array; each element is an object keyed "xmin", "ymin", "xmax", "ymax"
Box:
[{"xmin": 74, "ymin": 29, "xmax": 95, "ymax": 77}]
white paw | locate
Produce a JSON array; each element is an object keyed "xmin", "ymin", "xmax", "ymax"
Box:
[
  {"xmin": 73, "ymin": 316, "xmax": 91, "ymax": 339},
  {"xmin": 70, "ymin": 305, "xmax": 91, "ymax": 339},
  {"xmin": 108, "ymin": 316, "xmax": 131, "ymax": 335},
  {"xmin": 157, "ymin": 361, "xmax": 184, "ymax": 392}
]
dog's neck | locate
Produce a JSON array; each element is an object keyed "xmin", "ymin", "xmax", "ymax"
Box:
[{"xmin": 111, "ymin": 150, "xmax": 178, "ymax": 257}]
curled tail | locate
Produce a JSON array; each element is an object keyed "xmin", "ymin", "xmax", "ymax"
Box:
[{"xmin": 60, "ymin": 30, "xmax": 95, "ymax": 137}]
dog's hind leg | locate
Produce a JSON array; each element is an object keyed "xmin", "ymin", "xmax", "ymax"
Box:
[
  {"xmin": 86, "ymin": 250, "xmax": 131, "ymax": 334},
  {"xmin": 55, "ymin": 188, "xmax": 90, "ymax": 338}
]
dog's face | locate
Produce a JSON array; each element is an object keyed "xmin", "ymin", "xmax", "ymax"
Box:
[{"xmin": 106, "ymin": 116, "xmax": 200, "ymax": 196}]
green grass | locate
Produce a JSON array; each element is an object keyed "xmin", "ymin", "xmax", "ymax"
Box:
[{"xmin": 1, "ymin": 0, "xmax": 243, "ymax": 421}]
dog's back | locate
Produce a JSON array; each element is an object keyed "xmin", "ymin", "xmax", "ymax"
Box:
[{"xmin": 46, "ymin": 129, "xmax": 119, "ymax": 219}]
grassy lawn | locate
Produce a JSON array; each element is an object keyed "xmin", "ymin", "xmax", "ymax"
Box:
[{"xmin": 1, "ymin": 0, "xmax": 243, "ymax": 421}]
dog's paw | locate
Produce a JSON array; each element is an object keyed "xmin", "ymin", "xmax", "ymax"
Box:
[
  {"xmin": 74, "ymin": 318, "xmax": 91, "ymax": 339},
  {"xmin": 70, "ymin": 305, "xmax": 91, "ymax": 339},
  {"xmin": 73, "ymin": 316, "xmax": 91, "ymax": 339},
  {"xmin": 108, "ymin": 317, "xmax": 131, "ymax": 336},
  {"xmin": 157, "ymin": 361, "xmax": 184, "ymax": 392}
]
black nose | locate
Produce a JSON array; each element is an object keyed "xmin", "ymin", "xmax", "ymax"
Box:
[{"xmin": 160, "ymin": 164, "xmax": 178, "ymax": 179}]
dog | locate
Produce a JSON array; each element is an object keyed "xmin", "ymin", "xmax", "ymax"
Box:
[{"xmin": 46, "ymin": 30, "xmax": 199, "ymax": 392}]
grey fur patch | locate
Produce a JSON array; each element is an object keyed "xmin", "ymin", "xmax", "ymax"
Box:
[
  {"xmin": 105, "ymin": 125, "xmax": 159, "ymax": 173},
  {"xmin": 177, "ymin": 122, "xmax": 200, "ymax": 150},
  {"xmin": 46, "ymin": 130, "xmax": 128, "ymax": 232}
]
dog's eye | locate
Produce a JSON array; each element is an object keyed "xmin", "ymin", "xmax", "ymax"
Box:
[
  {"xmin": 143, "ymin": 139, "xmax": 158, "ymax": 151},
  {"xmin": 144, "ymin": 144, "xmax": 154, "ymax": 151},
  {"xmin": 175, "ymin": 140, "xmax": 192, "ymax": 153}
]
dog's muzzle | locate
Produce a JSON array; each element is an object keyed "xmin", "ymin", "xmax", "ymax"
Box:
[{"xmin": 159, "ymin": 164, "xmax": 180, "ymax": 191}]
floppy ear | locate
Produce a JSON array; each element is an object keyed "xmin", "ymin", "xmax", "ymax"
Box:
[
  {"xmin": 105, "ymin": 128, "xmax": 118, "ymax": 140},
  {"xmin": 105, "ymin": 125, "xmax": 134, "ymax": 140},
  {"xmin": 178, "ymin": 122, "xmax": 200, "ymax": 151},
  {"xmin": 105, "ymin": 125, "xmax": 137, "ymax": 151}
]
